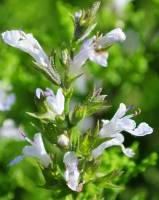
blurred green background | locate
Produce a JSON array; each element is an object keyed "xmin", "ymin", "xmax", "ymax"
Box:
[{"xmin": 0, "ymin": 0, "xmax": 159, "ymax": 199}]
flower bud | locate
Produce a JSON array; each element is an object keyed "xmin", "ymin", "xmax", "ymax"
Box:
[
  {"xmin": 57, "ymin": 134, "xmax": 69, "ymax": 147},
  {"xmin": 61, "ymin": 49, "xmax": 70, "ymax": 65},
  {"xmin": 71, "ymin": 105, "xmax": 87, "ymax": 125},
  {"xmin": 73, "ymin": 2, "xmax": 100, "ymax": 41}
]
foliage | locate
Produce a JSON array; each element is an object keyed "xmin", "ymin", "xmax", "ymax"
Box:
[{"xmin": 0, "ymin": 0, "xmax": 158, "ymax": 199}]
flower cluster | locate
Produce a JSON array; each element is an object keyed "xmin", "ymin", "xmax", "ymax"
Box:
[{"xmin": 1, "ymin": 2, "xmax": 154, "ymax": 195}]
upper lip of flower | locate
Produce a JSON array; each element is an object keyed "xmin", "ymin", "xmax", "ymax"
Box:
[{"xmin": 1, "ymin": 30, "xmax": 50, "ymax": 67}]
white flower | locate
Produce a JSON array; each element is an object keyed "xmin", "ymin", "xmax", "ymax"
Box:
[
  {"xmin": 112, "ymin": 0, "xmax": 132, "ymax": 15},
  {"xmin": 0, "ymin": 81, "xmax": 15, "ymax": 111},
  {"xmin": 0, "ymin": 119, "xmax": 19, "ymax": 140},
  {"xmin": 70, "ymin": 28, "xmax": 126, "ymax": 71},
  {"xmin": 1, "ymin": 30, "xmax": 50, "ymax": 68},
  {"xmin": 35, "ymin": 88, "xmax": 65, "ymax": 116},
  {"xmin": 9, "ymin": 133, "xmax": 51, "ymax": 168},
  {"xmin": 99, "ymin": 103, "xmax": 153, "ymax": 138},
  {"xmin": 63, "ymin": 151, "xmax": 82, "ymax": 192},
  {"xmin": 92, "ymin": 103, "xmax": 153, "ymax": 158},
  {"xmin": 70, "ymin": 37, "xmax": 108, "ymax": 72},
  {"xmin": 57, "ymin": 134, "xmax": 69, "ymax": 147}
]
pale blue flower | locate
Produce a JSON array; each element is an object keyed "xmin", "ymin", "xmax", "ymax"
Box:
[
  {"xmin": 63, "ymin": 151, "xmax": 82, "ymax": 192},
  {"xmin": 70, "ymin": 28, "xmax": 126, "ymax": 71},
  {"xmin": 92, "ymin": 103, "xmax": 153, "ymax": 158},
  {"xmin": 2, "ymin": 30, "xmax": 49, "ymax": 68},
  {"xmin": 9, "ymin": 132, "xmax": 51, "ymax": 168}
]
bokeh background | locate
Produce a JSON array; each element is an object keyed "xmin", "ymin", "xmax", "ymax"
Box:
[{"xmin": 0, "ymin": 0, "xmax": 159, "ymax": 199}]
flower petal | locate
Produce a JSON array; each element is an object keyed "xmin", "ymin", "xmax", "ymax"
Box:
[
  {"xmin": 70, "ymin": 38, "xmax": 93, "ymax": 73},
  {"xmin": 116, "ymin": 116, "xmax": 136, "ymax": 131},
  {"xmin": 97, "ymin": 28, "xmax": 126, "ymax": 48},
  {"xmin": 121, "ymin": 145, "xmax": 135, "ymax": 157},
  {"xmin": 2, "ymin": 30, "xmax": 49, "ymax": 67},
  {"xmin": 99, "ymin": 121, "xmax": 118, "ymax": 138},
  {"xmin": 8, "ymin": 155, "xmax": 24, "ymax": 166},
  {"xmin": 89, "ymin": 50, "xmax": 108, "ymax": 67},
  {"xmin": 46, "ymin": 88, "xmax": 64, "ymax": 116},
  {"xmin": 23, "ymin": 133, "xmax": 50, "ymax": 168},
  {"xmin": 101, "ymin": 119, "xmax": 110, "ymax": 125},
  {"xmin": 44, "ymin": 88, "xmax": 54, "ymax": 97},
  {"xmin": 36, "ymin": 88, "xmax": 43, "ymax": 99},
  {"xmin": 63, "ymin": 151, "xmax": 81, "ymax": 192},
  {"xmin": 70, "ymin": 48, "xmax": 89, "ymax": 70},
  {"xmin": 92, "ymin": 134, "xmax": 124, "ymax": 158},
  {"xmin": 128, "ymin": 122, "xmax": 153, "ymax": 136},
  {"xmin": 112, "ymin": 103, "xmax": 127, "ymax": 120},
  {"xmin": 55, "ymin": 88, "xmax": 65, "ymax": 115}
]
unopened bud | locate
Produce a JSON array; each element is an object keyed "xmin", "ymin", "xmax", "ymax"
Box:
[
  {"xmin": 61, "ymin": 49, "xmax": 70, "ymax": 65},
  {"xmin": 58, "ymin": 134, "xmax": 69, "ymax": 147},
  {"xmin": 71, "ymin": 105, "xmax": 87, "ymax": 125}
]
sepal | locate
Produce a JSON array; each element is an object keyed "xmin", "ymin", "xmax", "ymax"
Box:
[
  {"xmin": 33, "ymin": 59, "xmax": 61, "ymax": 85},
  {"xmin": 26, "ymin": 111, "xmax": 56, "ymax": 121},
  {"xmin": 85, "ymin": 88, "xmax": 108, "ymax": 116}
]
